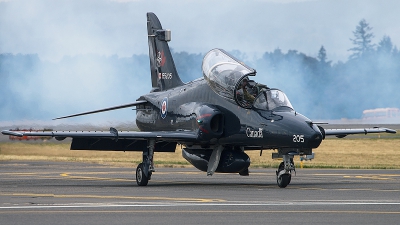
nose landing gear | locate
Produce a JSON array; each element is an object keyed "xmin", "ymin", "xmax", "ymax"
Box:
[{"xmin": 276, "ymin": 155, "xmax": 295, "ymax": 188}]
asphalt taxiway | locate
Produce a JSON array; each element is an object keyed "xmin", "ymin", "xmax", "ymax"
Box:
[{"xmin": 0, "ymin": 161, "xmax": 399, "ymax": 225}]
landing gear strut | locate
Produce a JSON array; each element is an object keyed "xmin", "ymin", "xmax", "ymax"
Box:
[
  {"xmin": 136, "ymin": 139, "xmax": 155, "ymax": 186},
  {"xmin": 276, "ymin": 155, "xmax": 295, "ymax": 188}
]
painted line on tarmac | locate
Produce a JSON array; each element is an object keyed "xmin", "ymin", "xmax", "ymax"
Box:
[
  {"xmin": 59, "ymin": 173, "xmax": 133, "ymax": 182},
  {"xmin": 343, "ymin": 175, "xmax": 397, "ymax": 180},
  {"xmin": 1, "ymin": 201, "xmax": 400, "ymax": 210},
  {"xmin": 314, "ymin": 173, "xmax": 399, "ymax": 177},
  {"xmin": 310, "ymin": 173, "xmax": 400, "ymax": 181},
  {"xmin": 296, "ymin": 187, "xmax": 400, "ymax": 192},
  {"xmin": 1, "ymin": 210, "xmax": 400, "ymax": 215},
  {"xmin": 0, "ymin": 192, "xmax": 225, "ymax": 203}
]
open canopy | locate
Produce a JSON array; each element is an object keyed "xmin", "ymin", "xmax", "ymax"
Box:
[
  {"xmin": 202, "ymin": 49, "xmax": 256, "ymax": 107},
  {"xmin": 202, "ymin": 49, "xmax": 293, "ymax": 110}
]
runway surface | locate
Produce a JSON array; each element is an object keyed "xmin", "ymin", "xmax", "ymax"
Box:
[{"xmin": 1, "ymin": 161, "xmax": 399, "ymax": 225}]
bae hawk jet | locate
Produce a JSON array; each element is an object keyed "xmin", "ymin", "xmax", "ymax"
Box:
[{"xmin": 2, "ymin": 13, "xmax": 396, "ymax": 188}]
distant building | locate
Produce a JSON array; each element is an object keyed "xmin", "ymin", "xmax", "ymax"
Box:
[{"xmin": 362, "ymin": 108, "xmax": 400, "ymax": 123}]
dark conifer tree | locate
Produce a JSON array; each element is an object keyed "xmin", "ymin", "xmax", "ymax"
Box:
[{"xmin": 348, "ymin": 19, "xmax": 375, "ymax": 60}]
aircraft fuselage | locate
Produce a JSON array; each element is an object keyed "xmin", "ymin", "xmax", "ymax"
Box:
[{"xmin": 136, "ymin": 78, "xmax": 323, "ymax": 151}]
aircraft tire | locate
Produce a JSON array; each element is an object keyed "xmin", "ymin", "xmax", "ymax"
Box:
[
  {"xmin": 277, "ymin": 174, "xmax": 291, "ymax": 188},
  {"xmin": 276, "ymin": 162, "xmax": 291, "ymax": 188},
  {"xmin": 136, "ymin": 163, "xmax": 149, "ymax": 186}
]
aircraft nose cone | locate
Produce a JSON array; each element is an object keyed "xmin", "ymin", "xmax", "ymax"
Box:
[{"xmin": 308, "ymin": 128, "xmax": 323, "ymax": 148}]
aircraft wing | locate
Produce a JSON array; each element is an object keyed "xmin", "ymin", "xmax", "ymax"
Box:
[
  {"xmin": 1, "ymin": 98, "xmax": 201, "ymax": 144},
  {"xmin": 1, "ymin": 128, "xmax": 199, "ymax": 142},
  {"xmin": 324, "ymin": 127, "xmax": 396, "ymax": 138}
]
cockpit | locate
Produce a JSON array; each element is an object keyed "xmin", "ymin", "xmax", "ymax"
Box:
[{"xmin": 202, "ymin": 49, "xmax": 293, "ymax": 111}]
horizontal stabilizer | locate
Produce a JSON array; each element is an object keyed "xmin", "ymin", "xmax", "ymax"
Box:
[{"xmin": 53, "ymin": 100, "xmax": 147, "ymax": 120}]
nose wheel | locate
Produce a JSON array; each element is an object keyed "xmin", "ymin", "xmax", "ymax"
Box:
[
  {"xmin": 277, "ymin": 173, "xmax": 291, "ymax": 188},
  {"xmin": 276, "ymin": 155, "xmax": 294, "ymax": 188}
]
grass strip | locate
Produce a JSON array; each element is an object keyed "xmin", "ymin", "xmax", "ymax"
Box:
[{"xmin": 1, "ymin": 138, "xmax": 399, "ymax": 169}]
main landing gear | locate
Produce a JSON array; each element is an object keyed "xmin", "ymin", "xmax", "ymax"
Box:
[
  {"xmin": 136, "ymin": 139, "xmax": 155, "ymax": 186},
  {"xmin": 276, "ymin": 155, "xmax": 295, "ymax": 188}
]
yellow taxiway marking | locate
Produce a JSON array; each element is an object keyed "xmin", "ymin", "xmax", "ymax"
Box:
[
  {"xmin": 58, "ymin": 171, "xmax": 133, "ymax": 175},
  {"xmin": 298, "ymin": 188, "xmax": 400, "ymax": 192},
  {"xmin": 0, "ymin": 192, "xmax": 225, "ymax": 203},
  {"xmin": 343, "ymin": 175, "xmax": 394, "ymax": 180},
  {"xmin": 59, "ymin": 173, "xmax": 132, "ymax": 182},
  {"xmin": 313, "ymin": 173, "xmax": 400, "ymax": 177},
  {"xmin": 312, "ymin": 173, "xmax": 399, "ymax": 180},
  {"xmin": 1, "ymin": 173, "xmax": 37, "ymax": 175},
  {"xmin": 155, "ymin": 171, "xmax": 203, "ymax": 175}
]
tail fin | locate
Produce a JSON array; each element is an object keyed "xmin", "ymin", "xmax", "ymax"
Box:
[{"xmin": 147, "ymin": 12, "xmax": 184, "ymax": 92}]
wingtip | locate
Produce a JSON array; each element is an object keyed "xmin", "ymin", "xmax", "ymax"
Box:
[
  {"xmin": 385, "ymin": 128, "xmax": 397, "ymax": 134},
  {"xmin": 1, "ymin": 130, "xmax": 23, "ymax": 137}
]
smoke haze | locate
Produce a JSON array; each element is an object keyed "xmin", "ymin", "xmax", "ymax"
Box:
[
  {"xmin": 2, "ymin": 0, "xmax": 400, "ymax": 61},
  {"xmin": 1, "ymin": 0, "xmax": 399, "ymax": 125}
]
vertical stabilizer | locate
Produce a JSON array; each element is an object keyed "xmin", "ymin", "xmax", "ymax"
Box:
[{"xmin": 147, "ymin": 12, "xmax": 184, "ymax": 92}]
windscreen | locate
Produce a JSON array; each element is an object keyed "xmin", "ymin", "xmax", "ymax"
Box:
[{"xmin": 253, "ymin": 89, "xmax": 294, "ymax": 111}]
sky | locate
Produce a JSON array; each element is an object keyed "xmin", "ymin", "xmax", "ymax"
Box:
[
  {"xmin": 1, "ymin": 0, "xmax": 399, "ymax": 62},
  {"xmin": 1, "ymin": 0, "xmax": 399, "ymax": 125}
]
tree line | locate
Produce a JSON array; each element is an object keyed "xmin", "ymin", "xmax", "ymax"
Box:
[
  {"xmin": 1, "ymin": 19, "xmax": 399, "ymax": 120},
  {"xmin": 254, "ymin": 19, "xmax": 400, "ymax": 119}
]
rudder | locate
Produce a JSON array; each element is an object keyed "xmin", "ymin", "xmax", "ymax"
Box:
[{"xmin": 147, "ymin": 12, "xmax": 184, "ymax": 92}]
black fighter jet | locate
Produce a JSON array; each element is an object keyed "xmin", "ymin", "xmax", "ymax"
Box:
[{"xmin": 2, "ymin": 13, "xmax": 396, "ymax": 188}]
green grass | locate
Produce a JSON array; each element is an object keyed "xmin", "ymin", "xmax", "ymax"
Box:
[{"xmin": 1, "ymin": 137, "xmax": 400, "ymax": 169}]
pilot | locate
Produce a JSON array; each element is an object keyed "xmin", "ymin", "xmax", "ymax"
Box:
[{"xmin": 240, "ymin": 78, "xmax": 255, "ymax": 103}]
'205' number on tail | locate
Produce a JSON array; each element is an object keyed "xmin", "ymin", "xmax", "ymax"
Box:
[{"xmin": 293, "ymin": 134, "xmax": 304, "ymax": 143}]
